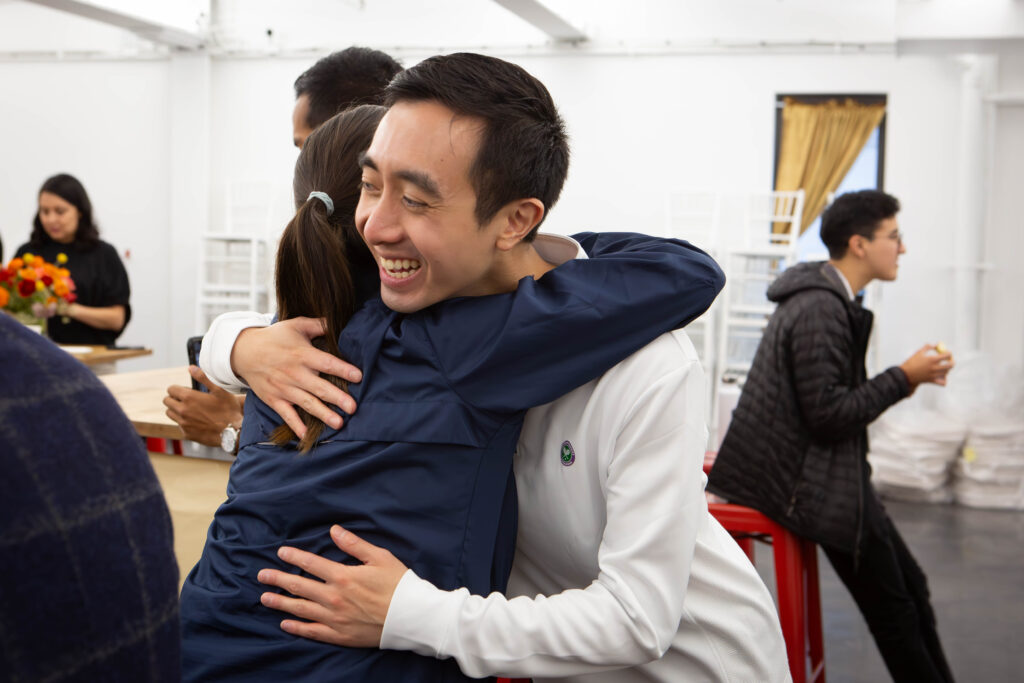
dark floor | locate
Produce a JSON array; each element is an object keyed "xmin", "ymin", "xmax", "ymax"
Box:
[{"xmin": 749, "ymin": 500, "xmax": 1024, "ymax": 683}]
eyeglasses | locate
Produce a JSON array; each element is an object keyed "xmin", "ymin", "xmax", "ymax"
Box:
[{"xmin": 865, "ymin": 231, "xmax": 903, "ymax": 246}]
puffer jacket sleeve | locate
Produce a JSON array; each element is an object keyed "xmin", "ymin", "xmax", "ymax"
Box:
[{"xmin": 787, "ymin": 291, "xmax": 910, "ymax": 443}]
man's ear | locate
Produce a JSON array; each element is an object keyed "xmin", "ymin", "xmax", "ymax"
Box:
[
  {"xmin": 495, "ymin": 198, "xmax": 545, "ymax": 251},
  {"xmin": 847, "ymin": 234, "xmax": 868, "ymax": 259}
]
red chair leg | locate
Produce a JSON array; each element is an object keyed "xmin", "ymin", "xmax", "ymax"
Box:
[
  {"xmin": 708, "ymin": 504, "xmax": 826, "ymax": 682},
  {"xmin": 172, "ymin": 439, "xmax": 184, "ymax": 455},
  {"xmin": 773, "ymin": 529, "xmax": 806, "ymax": 683},
  {"xmin": 735, "ymin": 536, "xmax": 756, "ymax": 562},
  {"xmin": 803, "ymin": 539, "xmax": 825, "ymax": 682},
  {"xmin": 146, "ymin": 437, "xmax": 166, "ymax": 453}
]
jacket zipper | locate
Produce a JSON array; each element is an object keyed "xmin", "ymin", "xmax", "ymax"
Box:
[{"xmin": 854, "ymin": 453, "xmax": 864, "ymax": 569}]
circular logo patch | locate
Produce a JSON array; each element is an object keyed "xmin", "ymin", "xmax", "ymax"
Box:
[{"xmin": 560, "ymin": 440, "xmax": 575, "ymax": 466}]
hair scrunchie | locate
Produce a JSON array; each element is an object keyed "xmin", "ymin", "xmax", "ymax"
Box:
[{"xmin": 307, "ymin": 191, "xmax": 335, "ymax": 216}]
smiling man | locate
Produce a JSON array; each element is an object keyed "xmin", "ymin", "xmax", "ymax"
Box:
[
  {"xmin": 182, "ymin": 54, "xmax": 731, "ymax": 682},
  {"xmin": 355, "ymin": 99, "xmax": 553, "ymax": 312},
  {"xmin": 205, "ymin": 53, "xmax": 791, "ymax": 683}
]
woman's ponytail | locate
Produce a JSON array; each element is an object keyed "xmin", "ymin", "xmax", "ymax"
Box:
[{"xmin": 267, "ymin": 104, "xmax": 386, "ymax": 453}]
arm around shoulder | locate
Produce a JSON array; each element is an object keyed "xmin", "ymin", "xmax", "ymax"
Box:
[{"xmin": 436, "ymin": 233, "xmax": 724, "ymax": 412}]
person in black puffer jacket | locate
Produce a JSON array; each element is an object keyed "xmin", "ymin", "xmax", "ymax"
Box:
[{"xmin": 709, "ymin": 190, "xmax": 956, "ymax": 683}]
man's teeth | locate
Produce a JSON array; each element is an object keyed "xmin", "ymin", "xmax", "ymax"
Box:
[{"xmin": 382, "ymin": 258, "xmax": 422, "ymax": 278}]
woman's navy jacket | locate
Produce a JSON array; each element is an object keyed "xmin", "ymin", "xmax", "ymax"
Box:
[{"xmin": 180, "ymin": 232, "xmax": 724, "ymax": 681}]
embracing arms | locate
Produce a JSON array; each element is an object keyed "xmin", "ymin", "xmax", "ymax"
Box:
[
  {"xmin": 197, "ymin": 311, "xmax": 361, "ymax": 437},
  {"xmin": 258, "ymin": 334, "xmax": 710, "ymax": 678},
  {"xmin": 195, "ymin": 232, "xmax": 721, "ymax": 434}
]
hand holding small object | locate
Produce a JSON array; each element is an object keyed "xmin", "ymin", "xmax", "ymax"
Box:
[{"xmin": 900, "ymin": 342, "xmax": 954, "ymax": 390}]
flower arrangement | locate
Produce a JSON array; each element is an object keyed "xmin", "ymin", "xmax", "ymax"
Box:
[{"xmin": 0, "ymin": 252, "xmax": 77, "ymax": 329}]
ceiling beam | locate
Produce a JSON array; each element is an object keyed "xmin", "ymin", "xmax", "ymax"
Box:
[
  {"xmin": 897, "ymin": 36, "xmax": 1024, "ymax": 57},
  {"xmin": 491, "ymin": 0, "xmax": 587, "ymax": 43},
  {"xmin": 21, "ymin": 0, "xmax": 204, "ymax": 50}
]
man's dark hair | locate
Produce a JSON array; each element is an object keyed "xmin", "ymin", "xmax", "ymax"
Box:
[
  {"xmin": 820, "ymin": 189, "xmax": 900, "ymax": 259},
  {"xmin": 31, "ymin": 173, "xmax": 100, "ymax": 251},
  {"xmin": 294, "ymin": 47, "xmax": 402, "ymax": 129},
  {"xmin": 385, "ymin": 52, "xmax": 570, "ymax": 239}
]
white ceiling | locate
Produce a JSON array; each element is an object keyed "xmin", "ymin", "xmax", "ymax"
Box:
[{"xmin": 1, "ymin": 0, "xmax": 1023, "ymax": 59}]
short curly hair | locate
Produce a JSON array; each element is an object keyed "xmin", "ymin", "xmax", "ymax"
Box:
[{"xmin": 820, "ymin": 190, "xmax": 900, "ymax": 259}]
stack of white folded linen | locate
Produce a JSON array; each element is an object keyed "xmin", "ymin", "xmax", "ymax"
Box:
[
  {"xmin": 868, "ymin": 402, "xmax": 966, "ymax": 504},
  {"xmin": 953, "ymin": 421, "xmax": 1024, "ymax": 510}
]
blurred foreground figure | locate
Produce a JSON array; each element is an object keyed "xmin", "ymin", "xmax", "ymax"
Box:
[{"xmin": 0, "ymin": 315, "xmax": 179, "ymax": 682}]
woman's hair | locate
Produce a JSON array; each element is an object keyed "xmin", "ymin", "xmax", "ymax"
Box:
[
  {"xmin": 270, "ymin": 103, "xmax": 386, "ymax": 452},
  {"xmin": 30, "ymin": 173, "xmax": 101, "ymax": 249}
]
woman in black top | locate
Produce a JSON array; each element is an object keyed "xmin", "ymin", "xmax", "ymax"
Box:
[{"xmin": 16, "ymin": 174, "xmax": 131, "ymax": 345}]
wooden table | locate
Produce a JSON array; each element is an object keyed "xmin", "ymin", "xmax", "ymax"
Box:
[
  {"xmin": 100, "ymin": 365, "xmax": 189, "ymax": 440},
  {"xmin": 62, "ymin": 344, "xmax": 152, "ymax": 366}
]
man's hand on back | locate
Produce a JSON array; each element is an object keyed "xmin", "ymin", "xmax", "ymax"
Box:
[
  {"xmin": 258, "ymin": 525, "xmax": 407, "ymax": 648},
  {"xmin": 231, "ymin": 318, "xmax": 363, "ymax": 438}
]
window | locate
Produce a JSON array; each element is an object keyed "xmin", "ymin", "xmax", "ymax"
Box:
[{"xmin": 773, "ymin": 94, "xmax": 887, "ymax": 261}]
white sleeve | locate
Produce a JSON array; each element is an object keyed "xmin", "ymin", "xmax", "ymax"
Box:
[
  {"xmin": 380, "ymin": 350, "xmax": 707, "ymax": 678},
  {"xmin": 198, "ymin": 310, "xmax": 274, "ymax": 391}
]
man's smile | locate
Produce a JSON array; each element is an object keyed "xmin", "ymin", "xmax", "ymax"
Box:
[{"xmin": 380, "ymin": 257, "xmax": 423, "ymax": 281}]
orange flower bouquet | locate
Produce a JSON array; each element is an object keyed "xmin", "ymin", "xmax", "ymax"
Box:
[{"xmin": 0, "ymin": 252, "xmax": 77, "ymax": 330}]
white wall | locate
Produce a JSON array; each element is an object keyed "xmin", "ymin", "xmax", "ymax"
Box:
[
  {"xmin": 1, "ymin": 0, "xmax": 1018, "ymax": 374},
  {"xmin": 979, "ymin": 54, "xmax": 1024, "ymax": 369},
  {"xmin": 521, "ymin": 52, "xmax": 966, "ymax": 371},
  {"xmin": 201, "ymin": 49, "xmax": 970, "ymax": 373}
]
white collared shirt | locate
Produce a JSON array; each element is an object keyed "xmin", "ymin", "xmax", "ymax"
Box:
[
  {"xmin": 382, "ymin": 236, "xmax": 790, "ymax": 683},
  {"xmin": 826, "ymin": 262, "xmax": 856, "ymax": 301},
  {"xmin": 201, "ymin": 233, "xmax": 790, "ymax": 682}
]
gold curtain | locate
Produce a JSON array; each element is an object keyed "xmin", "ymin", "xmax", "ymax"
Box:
[{"xmin": 774, "ymin": 97, "xmax": 886, "ymax": 234}]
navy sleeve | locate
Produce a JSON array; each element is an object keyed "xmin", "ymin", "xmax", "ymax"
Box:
[{"xmin": 424, "ymin": 232, "xmax": 724, "ymax": 413}]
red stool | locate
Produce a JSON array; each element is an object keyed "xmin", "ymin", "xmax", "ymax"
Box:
[
  {"xmin": 707, "ymin": 503, "xmax": 825, "ymax": 683},
  {"xmin": 145, "ymin": 437, "xmax": 184, "ymax": 455}
]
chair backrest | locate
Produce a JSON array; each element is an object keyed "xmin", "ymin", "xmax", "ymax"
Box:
[
  {"xmin": 666, "ymin": 190, "xmax": 722, "ymax": 255},
  {"xmin": 740, "ymin": 190, "xmax": 805, "ymax": 251}
]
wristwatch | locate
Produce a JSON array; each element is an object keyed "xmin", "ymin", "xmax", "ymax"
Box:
[{"xmin": 220, "ymin": 424, "xmax": 240, "ymax": 454}]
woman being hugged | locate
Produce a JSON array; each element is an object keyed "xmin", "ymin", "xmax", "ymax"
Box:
[{"xmin": 16, "ymin": 173, "xmax": 131, "ymax": 345}]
